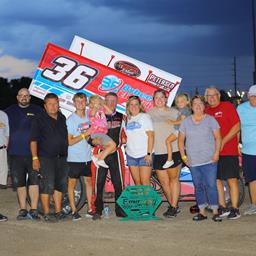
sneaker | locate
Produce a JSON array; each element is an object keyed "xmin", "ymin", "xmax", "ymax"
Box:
[
  {"xmin": 16, "ymin": 209, "xmax": 30, "ymax": 220},
  {"xmin": 193, "ymin": 213, "xmax": 207, "ymax": 221},
  {"xmin": 55, "ymin": 211, "xmax": 67, "ymax": 221},
  {"xmin": 244, "ymin": 204, "xmax": 256, "ymax": 215},
  {"xmin": 28, "ymin": 209, "xmax": 41, "ymax": 221},
  {"xmin": 162, "ymin": 160, "xmax": 174, "ymax": 169},
  {"xmin": 163, "ymin": 206, "xmax": 178, "ymax": 218},
  {"xmin": 72, "ymin": 212, "xmax": 81, "ymax": 221},
  {"xmin": 43, "ymin": 214, "xmax": 58, "ymax": 223},
  {"xmin": 212, "ymin": 214, "xmax": 222, "ymax": 222},
  {"xmin": 227, "ymin": 208, "xmax": 241, "ymax": 220},
  {"xmin": 91, "ymin": 155, "xmax": 99, "ymax": 168},
  {"xmin": 85, "ymin": 210, "xmax": 94, "ymax": 218},
  {"xmin": 92, "ymin": 213, "xmax": 102, "ymax": 221},
  {"xmin": 218, "ymin": 206, "xmax": 231, "ymax": 218},
  {"xmin": 97, "ymin": 159, "xmax": 109, "ymax": 168},
  {"xmin": 0, "ymin": 213, "xmax": 8, "ymax": 222}
]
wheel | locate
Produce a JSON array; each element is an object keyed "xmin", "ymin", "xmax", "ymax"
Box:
[
  {"xmin": 27, "ymin": 176, "xmax": 87, "ymax": 214},
  {"xmin": 61, "ymin": 176, "xmax": 87, "ymax": 214},
  {"xmin": 222, "ymin": 176, "xmax": 245, "ymax": 208},
  {"xmin": 150, "ymin": 172, "xmax": 165, "ymax": 197}
]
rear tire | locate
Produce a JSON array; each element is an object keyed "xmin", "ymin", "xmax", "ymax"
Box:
[{"xmin": 27, "ymin": 176, "xmax": 87, "ymax": 214}]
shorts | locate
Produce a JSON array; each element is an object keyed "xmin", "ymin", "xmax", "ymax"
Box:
[
  {"xmin": 10, "ymin": 156, "xmax": 39, "ymax": 188},
  {"xmin": 68, "ymin": 162, "xmax": 92, "ymax": 178},
  {"xmin": 0, "ymin": 148, "xmax": 8, "ymax": 185},
  {"xmin": 217, "ymin": 156, "xmax": 240, "ymax": 180},
  {"xmin": 153, "ymin": 152, "xmax": 182, "ymax": 170},
  {"xmin": 39, "ymin": 156, "xmax": 69, "ymax": 194},
  {"xmin": 126, "ymin": 154, "xmax": 151, "ymax": 167},
  {"xmin": 91, "ymin": 133, "xmax": 113, "ymax": 147},
  {"xmin": 242, "ymin": 153, "xmax": 256, "ymax": 183}
]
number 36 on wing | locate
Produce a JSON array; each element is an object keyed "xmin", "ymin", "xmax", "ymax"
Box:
[{"xmin": 29, "ymin": 43, "xmax": 160, "ymax": 113}]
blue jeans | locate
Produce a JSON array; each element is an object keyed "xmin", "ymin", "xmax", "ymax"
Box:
[
  {"xmin": 126, "ymin": 154, "xmax": 151, "ymax": 167},
  {"xmin": 190, "ymin": 162, "xmax": 218, "ymax": 209}
]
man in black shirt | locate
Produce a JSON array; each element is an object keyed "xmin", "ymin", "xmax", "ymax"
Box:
[
  {"xmin": 30, "ymin": 93, "xmax": 68, "ymax": 222},
  {"xmin": 5, "ymin": 88, "xmax": 43, "ymax": 221},
  {"xmin": 92, "ymin": 92, "xmax": 126, "ymax": 220}
]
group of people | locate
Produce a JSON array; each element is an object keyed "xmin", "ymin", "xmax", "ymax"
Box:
[
  {"xmin": 0, "ymin": 84, "xmax": 256, "ymax": 222},
  {"xmin": 0, "ymin": 88, "xmax": 126, "ymax": 222},
  {"xmin": 125, "ymin": 86, "xmax": 256, "ymax": 221}
]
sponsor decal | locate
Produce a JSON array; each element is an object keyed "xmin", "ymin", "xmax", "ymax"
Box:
[
  {"xmin": 107, "ymin": 120, "xmax": 121, "ymax": 129},
  {"xmin": 98, "ymin": 75, "xmax": 123, "ymax": 93},
  {"xmin": 122, "ymin": 85, "xmax": 152, "ymax": 101},
  {"xmin": 146, "ymin": 73, "xmax": 180, "ymax": 92},
  {"xmin": 114, "ymin": 61, "xmax": 141, "ymax": 77}
]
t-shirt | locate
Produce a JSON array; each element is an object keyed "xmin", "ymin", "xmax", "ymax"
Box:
[
  {"xmin": 125, "ymin": 113, "xmax": 153, "ymax": 158},
  {"xmin": 205, "ymin": 101, "xmax": 240, "ymax": 156},
  {"xmin": 30, "ymin": 111, "xmax": 68, "ymax": 157},
  {"xmin": 5, "ymin": 104, "xmax": 43, "ymax": 156},
  {"xmin": 89, "ymin": 108, "xmax": 108, "ymax": 135},
  {"xmin": 66, "ymin": 112, "xmax": 92, "ymax": 162},
  {"xmin": 0, "ymin": 110, "xmax": 9, "ymax": 146},
  {"xmin": 148, "ymin": 107, "xmax": 179, "ymax": 154},
  {"xmin": 179, "ymin": 115, "xmax": 220, "ymax": 167},
  {"xmin": 237, "ymin": 101, "xmax": 256, "ymax": 155},
  {"xmin": 174, "ymin": 107, "xmax": 192, "ymax": 130}
]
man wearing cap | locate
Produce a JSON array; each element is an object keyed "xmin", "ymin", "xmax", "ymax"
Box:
[
  {"xmin": 205, "ymin": 86, "xmax": 241, "ymax": 220},
  {"xmin": 237, "ymin": 85, "xmax": 256, "ymax": 215}
]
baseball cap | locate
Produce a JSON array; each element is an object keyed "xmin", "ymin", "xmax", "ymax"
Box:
[{"xmin": 248, "ymin": 85, "xmax": 256, "ymax": 96}]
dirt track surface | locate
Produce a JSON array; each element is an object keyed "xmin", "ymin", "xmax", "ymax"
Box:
[{"xmin": 1, "ymin": 189, "xmax": 256, "ymax": 256}]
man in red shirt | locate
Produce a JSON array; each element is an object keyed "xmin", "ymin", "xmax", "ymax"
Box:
[{"xmin": 205, "ymin": 87, "xmax": 241, "ymax": 219}]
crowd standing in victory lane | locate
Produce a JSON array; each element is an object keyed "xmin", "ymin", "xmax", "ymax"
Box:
[{"xmin": 1, "ymin": 85, "xmax": 256, "ymax": 222}]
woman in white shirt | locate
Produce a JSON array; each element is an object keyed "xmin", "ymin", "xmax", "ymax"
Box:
[{"xmin": 125, "ymin": 96, "xmax": 154, "ymax": 185}]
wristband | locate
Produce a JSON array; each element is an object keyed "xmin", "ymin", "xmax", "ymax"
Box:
[
  {"xmin": 147, "ymin": 152, "xmax": 151, "ymax": 156},
  {"xmin": 181, "ymin": 155, "xmax": 188, "ymax": 161},
  {"xmin": 81, "ymin": 134, "xmax": 85, "ymax": 140},
  {"xmin": 32, "ymin": 156, "xmax": 38, "ymax": 161}
]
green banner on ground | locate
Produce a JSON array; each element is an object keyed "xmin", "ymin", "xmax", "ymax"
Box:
[{"xmin": 117, "ymin": 185, "xmax": 162, "ymax": 221}]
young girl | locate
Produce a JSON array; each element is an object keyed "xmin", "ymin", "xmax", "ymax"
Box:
[
  {"xmin": 88, "ymin": 95, "xmax": 116, "ymax": 168},
  {"xmin": 163, "ymin": 93, "xmax": 191, "ymax": 168}
]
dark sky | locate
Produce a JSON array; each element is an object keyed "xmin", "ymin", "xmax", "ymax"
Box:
[{"xmin": 0, "ymin": 0, "xmax": 253, "ymax": 95}]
